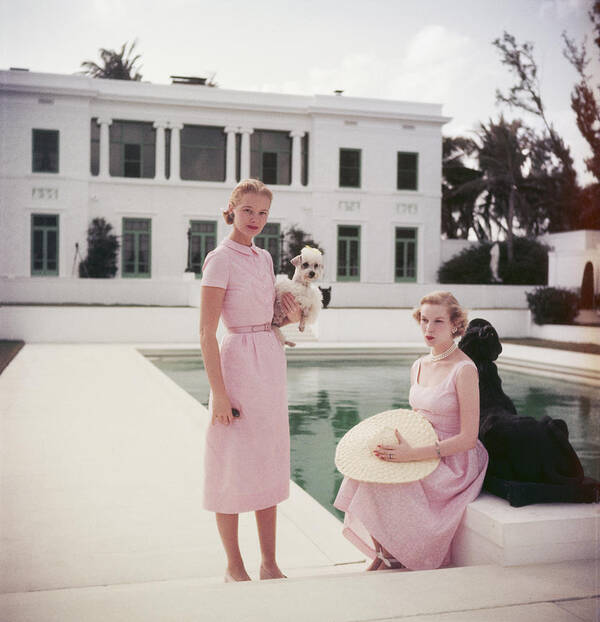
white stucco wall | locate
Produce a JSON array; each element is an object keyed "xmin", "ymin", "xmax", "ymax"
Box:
[
  {"xmin": 0, "ymin": 70, "xmax": 448, "ymax": 300},
  {"xmin": 543, "ymin": 230, "xmax": 600, "ymax": 292}
]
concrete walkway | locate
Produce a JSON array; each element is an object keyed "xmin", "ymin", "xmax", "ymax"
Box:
[{"xmin": 1, "ymin": 344, "xmax": 598, "ymax": 621}]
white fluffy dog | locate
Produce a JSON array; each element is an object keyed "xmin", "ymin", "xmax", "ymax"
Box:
[{"xmin": 272, "ymin": 246, "xmax": 324, "ymax": 347}]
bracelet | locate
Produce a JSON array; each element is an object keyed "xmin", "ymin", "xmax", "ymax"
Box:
[{"xmin": 435, "ymin": 441, "xmax": 441, "ymax": 458}]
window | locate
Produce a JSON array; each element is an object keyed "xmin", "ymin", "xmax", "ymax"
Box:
[
  {"xmin": 90, "ymin": 119, "xmax": 100, "ymax": 175},
  {"xmin": 165, "ymin": 128, "xmax": 171, "ymax": 179},
  {"xmin": 31, "ymin": 214, "xmax": 59, "ymax": 275},
  {"xmin": 109, "ymin": 121, "xmax": 155, "ymax": 178},
  {"xmin": 301, "ymin": 133, "xmax": 309, "ymax": 186},
  {"xmin": 181, "ymin": 125, "xmax": 226, "ymax": 181},
  {"xmin": 397, "ymin": 152, "xmax": 418, "ymax": 190},
  {"xmin": 254, "ymin": 223, "xmax": 281, "ymax": 272},
  {"xmin": 339, "ymin": 148, "xmax": 361, "ymax": 188},
  {"xmin": 337, "ymin": 225, "xmax": 360, "ymax": 281},
  {"xmin": 250, "ymin": 130, "xmax": 292, "ymax": 185},
  {"xmin": 32, "ymin": 129, "xmax": 59, "ymax": 173},
  {"xmin": 189, "ymin": 221, "xmax": 216, "ymax": 275},
  {"xmin": 395, "ymin": 227, "xmax": 417, "ymax": 281},
  {"xmin": 122, "ymin": 218, "xmax": 151, "ymax": 277}
]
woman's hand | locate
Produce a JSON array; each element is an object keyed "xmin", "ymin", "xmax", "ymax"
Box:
[
  {"xmin": 374, "ymin": 429, "xmax": 415, "ymax": 462},
  {"xmin": 211, "ymin": 392, "xmax": 235, "ymax": 426},
  {"xmin": 280, "ymin": 293, "xmax": 301, "ymax": 325}
]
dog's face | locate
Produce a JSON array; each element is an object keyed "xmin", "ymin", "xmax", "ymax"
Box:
[
  {"xmin": 458, "ymin": 318, "xmax": 503, "ymax": 363},
  {"xmin": 291, "ymin": 248, "xmax": 324, "ymax": 285}
]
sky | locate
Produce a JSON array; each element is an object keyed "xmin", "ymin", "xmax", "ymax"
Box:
[{"xmin": 1, "ymin": 0, "xmax": 598, "ymax": 184}]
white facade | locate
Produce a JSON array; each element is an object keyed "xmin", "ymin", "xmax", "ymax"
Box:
[
  {"xmin": 0, "ymin": 70, "xmax": 449, "ymax": 306},
  {"xmin": 542, "ymin": 230, "xmax": 600, "ymax": 293}
]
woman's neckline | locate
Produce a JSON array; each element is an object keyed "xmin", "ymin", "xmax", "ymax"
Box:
[{"xmin": 415, "ymin": 357, "xmax": 465, "ymax": 388}]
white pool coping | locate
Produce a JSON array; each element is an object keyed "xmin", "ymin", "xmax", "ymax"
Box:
[
  {"xmin": 140, "ymin": 340, "xmax": 600, "ymax": 386},
  {"xmin": 1, "ymin": 343, "xmax": 598, "ymax": 622}
]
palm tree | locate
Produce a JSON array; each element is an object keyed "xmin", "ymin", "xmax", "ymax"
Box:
[
  {"xmin": 476, "ymin": 117, "xmax": 527, "ymax": 262},
  {"xmin": 442, "ymin": 136, "xmax": 484, "ymax": 239},
  {"xmin": 81, "ymin": 40, "xmax": 143, "ymax": 81},
  {"xmin": 447, "ymin": 117, "xmax": 529, "ymax": 261}
]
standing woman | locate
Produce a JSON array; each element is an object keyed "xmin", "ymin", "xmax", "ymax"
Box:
[
  {"xmin": 334, "ymin": 291, "xmax": 488, "ymax": 570},
  {"xmin": 200, "ymin": 179, "xmax": 300, "ymax": 582}
]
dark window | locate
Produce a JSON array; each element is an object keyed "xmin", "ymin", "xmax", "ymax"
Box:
[
  {"xmin": 32, "ymin": 129, "xmax": 59, "ymax": 173},
  {"xmin": 301, "ymin": 133, "xmax": 309, "ymax": 186},
  {"xmin": 180, "ymin": 125, "xmax": 226, "ymax": 182},
  {"xmin": 254, "ymin": 222, "xmax": 281, "ymax": 272},
  {"xmin": 165, "ymin": 128, "xmax": 171, "ymax": 179},
  {"xmin": 189, "ymin": 221, "xmax": 217, "ymax": 274},
  {"xmin": 397, "ymin": 152, "xmax": 418, "ymax": 190},
  {"xmin": 124, "ymin": 143, "xmax": 142, "ymax": 177},
  {"xmin": 339, "ymin": 148, "xmax": 360, "ymax": 188},
  {"xmin": 31, "ymin": 214, "xmax": 59, "ymax": 275},
  {"xmin": 251, "ymin": 130, "xmax": 291, "ymax": 185},
  {"xmin": 122, "ymin": 218, "xmax": 151, "ymax": 277},
  {"xmin": 90, "ymin": 119, "xmax": 100, "ymax": 176},
  {"xmin": 109, "ymin": 121, "xmax": 155, "ymax": 178},
  {"xmin": 262, "ymin": 152, "xmax": 278, "ymax": 184},
  {"xmin": 337, "ymin": 225, "xmax": 360, "ymax": 280},
  {"xmin": 235, "ymin": 133, "xmax": 241, "ymax": 181},
  {"xmin": 395, "ymin": 227, "xmax": 417, "ymax": 281}
]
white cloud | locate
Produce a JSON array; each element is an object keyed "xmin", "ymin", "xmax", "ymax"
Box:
[{"xmin": 538, "ymin": 0, "xmax": 588, "ymax": 20}]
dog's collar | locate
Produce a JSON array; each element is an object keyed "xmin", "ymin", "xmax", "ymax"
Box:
[{"xmin": 222, "ymin": 238, "xmax": 260, "ymax": 256}]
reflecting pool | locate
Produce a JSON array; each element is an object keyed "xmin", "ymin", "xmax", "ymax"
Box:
[{"xmin": 151, "ymin": 356, "xmax": 600, "ymax": 518}]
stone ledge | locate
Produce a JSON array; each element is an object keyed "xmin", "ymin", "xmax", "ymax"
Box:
[{"xmin": 452, "ymin": 492, "xmax": 600, "ymax": 567}]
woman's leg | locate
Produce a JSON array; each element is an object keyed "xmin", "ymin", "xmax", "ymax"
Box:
[
  {"xmin": 255, "ymin": 505, "xmax": 286, "ymax": 579},
  {"xmin": 216, "ymin": 512, "xmax": 251, "ymax": 581}
]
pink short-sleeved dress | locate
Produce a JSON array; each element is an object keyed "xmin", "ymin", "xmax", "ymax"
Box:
[
  {"xmin": 201, "ymin": 238, "xmax": 289, "ymax": 514},
  {"xmin": 334, "ymin": 358, "xmax": 489, "ymax": 570}
]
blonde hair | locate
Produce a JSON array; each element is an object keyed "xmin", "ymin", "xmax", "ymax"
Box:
[
  {"xmin": 412, "ymin": 290, "xmax": 468, "ymax": 337},
  {"xmin": 223, "ymin": 179, "xmax": 273, "ymax": 224}
]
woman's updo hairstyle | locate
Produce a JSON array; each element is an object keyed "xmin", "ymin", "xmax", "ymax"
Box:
[
  {"xmin": 223, "ymin": 179, "xmax": 273, "ymax": 224},
  {"xmin": 412, "ymin": 290, "xmax": 469, "ymax": 337}
]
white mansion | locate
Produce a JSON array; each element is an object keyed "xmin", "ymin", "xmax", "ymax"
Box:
[
  {"xmin": 2, "ymin": 69, "xmax": 596, "ymax": 312},
  {"xmin": 0, "ymin": 69, "xmax": 452, "ymax": 306}
]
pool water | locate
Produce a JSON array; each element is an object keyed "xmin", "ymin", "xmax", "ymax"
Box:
[{"xmin": 151, "ymin": 357, "xmax": 600, "ymax": 518}]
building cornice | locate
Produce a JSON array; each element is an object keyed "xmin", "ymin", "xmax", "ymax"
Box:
[{"xmin": 1, "ymin": 70, "xmax": 449, "ymax": 125}]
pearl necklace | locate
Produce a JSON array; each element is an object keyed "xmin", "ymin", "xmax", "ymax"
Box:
[{"xmin": 430, "ymin": 341, "xmax": 457, "ymax": 362}]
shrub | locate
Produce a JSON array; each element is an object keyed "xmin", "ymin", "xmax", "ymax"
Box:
[
  {"xmin": 79, "ymin": 218, "xmax": 119, "ymax": 278},
  {"xmin": 526, "ymin": 287, "xmax": 579, "ymax": 325},
  {"xmin": 438, "ymin": 238, "xmax": 548, "ymax": 285}
]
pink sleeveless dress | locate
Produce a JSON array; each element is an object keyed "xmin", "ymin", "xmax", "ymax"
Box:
[
  {"xmin": 334, "ymin": 358, "xmax": 489, "ymax": 570},
  {"xmin": 201, "ymin": 238, "xmax": 289, "ymax": 514}
]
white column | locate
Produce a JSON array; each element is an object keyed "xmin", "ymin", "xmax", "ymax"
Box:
[
  {"xmin": 239, "ymin": 128, "xmax": 253, "ymax": 180},
  {"xmin": 224, "ymin": 126, "xmax": 238, "ymax": 184},
  {"xmin": 290, "ymin": 130, "xmax": 305, "ymax": 187},
  {"xmin": 169, "ymin": 123, "xmax": 183, "ymax": 182},
  {"xmin": 97, "ymin": 117, "xmax": 112, "ymax": 178},
  {"xmin": 153, "ymin": 121, "xmax": 167, "ymax": 181}
]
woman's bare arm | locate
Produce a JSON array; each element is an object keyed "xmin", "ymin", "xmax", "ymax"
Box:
[
  {"xmin": 377, "ymin": 364, "xmax": 480, "ymax": 462},
  {"xmin": 199, "ymin": 286, "xmax": 234, "ymax": 426}
]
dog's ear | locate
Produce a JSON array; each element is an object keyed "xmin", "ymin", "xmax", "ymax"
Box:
[{"xmin": 291, "ymin": 255, "xmax": 302, "ymax": 267}]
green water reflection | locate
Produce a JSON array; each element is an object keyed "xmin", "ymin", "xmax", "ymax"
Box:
[{"xmin": 151, "ymin": 357, "xmax": 600, "ymax": 518}]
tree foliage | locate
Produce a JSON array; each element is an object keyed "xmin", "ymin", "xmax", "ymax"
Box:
[
  {"xmin": 493, "ymin": 31, "xmax": 580, "ymax": 231},
  {"xmin": 79, "ymin": 218, "xmax": 120, "ymax": 278},
  {"xmin": 562, "ymin": 2, "xmax": 600, "ymax": 183},
  {"xmin": 438, "ymin": 238, "xmax": 548, "ymax": 285},
  {"xmin": 81, "ymin": 40, "xmax": 143, "ymax": 81},
  {"xmin": 442, "ymin": 136, "xmax": 483, "ymax": 239}
]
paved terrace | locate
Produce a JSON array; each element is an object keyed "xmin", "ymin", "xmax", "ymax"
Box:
[{"xmin": 1, "ymin": 343, "xmax": 598, "ymax": 621}]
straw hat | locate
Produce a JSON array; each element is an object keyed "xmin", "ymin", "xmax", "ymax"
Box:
[{"xmin": 335, "ymin": 409, "xmax": 440, "ymax": 484}]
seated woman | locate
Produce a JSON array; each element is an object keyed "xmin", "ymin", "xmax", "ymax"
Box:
[{"xmin": 334, "ymin": 291, "xmax": 489, "ymax": 570}]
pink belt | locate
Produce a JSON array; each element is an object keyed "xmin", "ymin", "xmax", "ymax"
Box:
[{"xmin": 228, "ymin": 323, "xmax": 272, "ymax": 334}]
